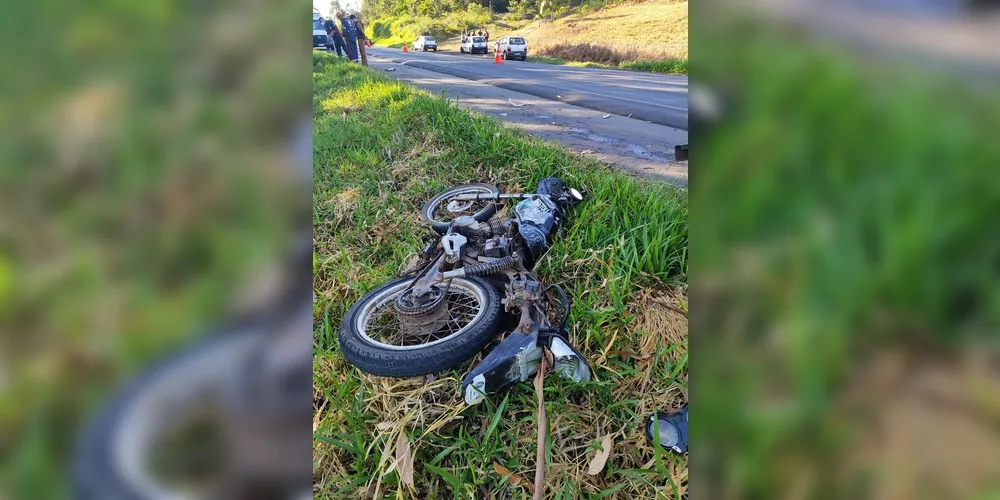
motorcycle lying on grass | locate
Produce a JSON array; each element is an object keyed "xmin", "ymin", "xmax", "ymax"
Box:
[{"xmin": 338, "ymin": 177, "xmax": 593, "ymax": 404}]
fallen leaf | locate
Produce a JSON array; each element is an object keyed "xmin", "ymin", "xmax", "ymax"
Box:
[
  {"xmin": 587, "ymin": 436, "xmax": 613, "ymax": 475},
  {"xmin": 395, "ymin": 432, "xmax": 415, "ymax": 488},
  {"xmin": 376, "ymin": 421, "xmax": 394, "ymax": 431},
  {"xmin": 493, "ymin": 461, "xmax": 535, "ymax": 490}
]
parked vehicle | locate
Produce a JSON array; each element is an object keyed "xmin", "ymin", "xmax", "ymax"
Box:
[
  {"xmin": 496, "ymin": 36, "xmax": 528, "ymax": 61},
  {"xmin": 313, "ymin": 10, "xmax": 333, "ymax": 51},
  {"xmin": 460, "ymin": 36, "xmax": 488, "ymax": 54},
  {"xmin": 338, "ymin": 178, "xmax": 592, "ymax": 404},
  {"xmin": 413, "ymin": 35, "xmax": 438, "ymax": 52}
]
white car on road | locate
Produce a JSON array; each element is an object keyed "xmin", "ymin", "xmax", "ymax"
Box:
[
  {"xmin": 414, "ymin": 36, "xmax": 438, "ymax": 52},
  {"xmin": 496, "ymin": 36, "xmax": 528, "ymax": 61},
  {"xmin": 460, "ymin": 36, "xmax": 488, "ymax": 55},
  {"xmin": 313, "ymin": 11, "xmax": 332, "ymax": 51}
]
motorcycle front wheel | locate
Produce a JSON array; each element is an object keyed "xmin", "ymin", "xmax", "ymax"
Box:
[{"xmin": 339, "ymin": 276, "xmax": 502, "ymax": 377}]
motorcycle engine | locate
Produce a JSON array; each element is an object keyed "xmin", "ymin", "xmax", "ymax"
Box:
[{"xmin": 514, "ymin": 194, "xmax": 559, "ymax": 264}]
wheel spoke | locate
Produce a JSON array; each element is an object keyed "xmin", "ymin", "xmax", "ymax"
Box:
[
  {"xmin": 359, "ymin": 282, "xmax": 485, "ymax": 348},
  {"xmin": 430, "ymin": 187, "xmax": 495, "ymax": 225}
]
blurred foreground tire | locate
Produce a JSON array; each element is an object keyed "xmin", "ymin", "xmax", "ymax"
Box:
[{"xmin": 71, "ymin": 315, "xmax": 312, "ymax": 500}]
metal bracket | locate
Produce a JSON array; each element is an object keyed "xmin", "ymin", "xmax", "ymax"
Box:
[{"xmin": 441, "ymin": 233, "xmax": 467, "ymax": 264}]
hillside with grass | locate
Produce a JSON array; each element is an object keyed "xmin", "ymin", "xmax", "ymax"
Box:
[
  {"xmin": 510, "ymin": 0, "xmax": 687, "ymax": 65},
  {"xmin": 368, "ymin": 0, "xmax": 688, "ymax": 73}
]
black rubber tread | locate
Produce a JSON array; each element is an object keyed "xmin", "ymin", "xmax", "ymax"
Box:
[
  {"xmin": 339, "ymin": 276, "xmax": 502, "ymax": 377},
  {"xmin": 71, "ymin": 330, "xmax": 258, "ymax": 500},
  {"xmin": 419, "ymin": 183, "xmax": 500, "ymax": 235}
]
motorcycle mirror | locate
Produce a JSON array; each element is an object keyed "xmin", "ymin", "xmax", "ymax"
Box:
[{"xmin": 569, "ymin": 188, "xmax": 583, "ymax": 201}]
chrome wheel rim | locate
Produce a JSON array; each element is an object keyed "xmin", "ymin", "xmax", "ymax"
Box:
[
  {"xmin": 426, "ymin": 186, "xmax": 495, "ymax": 226},
  {"xmin": 356, "ymin": 279, "xmax": 487, "ymax": 350}
]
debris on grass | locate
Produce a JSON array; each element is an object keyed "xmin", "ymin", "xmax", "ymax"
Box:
[
  {"xmin": 630, "ymin": 288, "xmax": 688, "ymax": 365},
  {"xmin": 394, "ymin": 431, "xmax": 415, "ymax": 489},
  {"xmin": 532, "ymin": 350, "xmax": 551, "ymax": 500},
  {"xmin": 328, "ymin": 187, "xmax": 362, "ymax": 228},
  {"xmin": 493, "ymin": 461, "xmax": 536, "ymax": 491},
  {"xmin": 587, "ymin": 435, "xmax": 614, "ymax": 475}
]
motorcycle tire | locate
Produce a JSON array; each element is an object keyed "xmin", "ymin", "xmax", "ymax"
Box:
[
  {"xmin": 420, "ymin": 183, "xmax": 500, "ymax": 234},
  {"xmin": 71, "ymin": 331, "xmax": 270, "ymax": 499},
  {"xmin": 339, "ymin": 276, "xmax": 502, "ymax": 377}
]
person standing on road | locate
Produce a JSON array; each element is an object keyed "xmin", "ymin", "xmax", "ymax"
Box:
[
  {"xmin": 337, "ymin": 10, "xmax": 359, "ymax": 63},
  {"xmin": 324, "ymin": 16, "xmax": 349, "ymax": 58},
  {"xmin": 351, "ymin": 14, "xmax": 369, "ymax": 67},
  {"xmin": 484, "ymin": 30, "xmax": 489, "ymax": 42}
]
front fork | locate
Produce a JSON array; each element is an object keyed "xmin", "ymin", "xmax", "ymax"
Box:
[{"xmin": 408, "ymin": 224, "xmax": 592, "ymax": 404}]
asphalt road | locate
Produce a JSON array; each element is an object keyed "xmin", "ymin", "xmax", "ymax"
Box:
[
  {"xmin": 367, "ymin": 47, "xmax": 689, "ymax": 129},
  {"xmin": 368, "ymin": 56, "xmax": 688, "ymax": 186}
]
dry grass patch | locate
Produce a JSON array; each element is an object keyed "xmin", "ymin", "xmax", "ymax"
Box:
[{"xmin": 522, "ymin": 0, "xmax": 688, "ymax": 61}]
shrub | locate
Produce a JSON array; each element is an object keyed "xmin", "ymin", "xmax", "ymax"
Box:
[
  {"xmin": 532, "ymin": 41, "xmax": 688, "ymax": 74},
  {"xmin": 371, "ymin": 9, "xmax": 493, "ymax": 44},
  {"xmin": 537, "ymin": 42, "xmax": 635, "ymax": 65},
  {"xmin": 465, "ymin": 3, "xmax": 491, "ymax": 19},
  {"xmin": 371, "ymin": 20, "xmax": 392, "ymax": 39}
]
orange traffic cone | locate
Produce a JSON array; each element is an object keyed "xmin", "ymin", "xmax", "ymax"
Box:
[
  {"xmin": 494, "ymin": 47, "xmax": 503, "ymax": 64},
  {"xmin": 402, "ymin": 43, "xmax": 408, "ymax": 52}
]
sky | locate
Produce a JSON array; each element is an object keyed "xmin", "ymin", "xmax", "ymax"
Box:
[{"xmin": 314, "ymin": 0, "xmax": 361, "ymax": 17}]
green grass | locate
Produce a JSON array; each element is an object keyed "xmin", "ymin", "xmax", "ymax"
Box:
[
  {"xmin": 528, "ymin": 55, "xmax": 689, "ymax": 75},
  {"xmin": 695, "ymin": 14, "xmax": 1000, "ymax": 499},
  {"xmin": 621, "ymin": 59, "xmax": 689, "ymax": 74},
  {"xmin": 312, "ymin": 52, "xmax": 688, "ymax": 498},
  {"xmin": 1, "ymin": 2, "xmax": 308, "ymax": 498}
]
